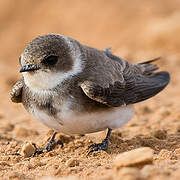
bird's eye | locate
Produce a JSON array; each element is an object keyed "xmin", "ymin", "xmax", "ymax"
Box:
[{"xmin": 42, "ymin": 55, "xmax": 58, "ymax": 66}]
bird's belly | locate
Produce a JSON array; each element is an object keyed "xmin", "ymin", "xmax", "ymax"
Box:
[{"xmin": 31, "ymin": 105, "xmax": 134, "ymax": 135}]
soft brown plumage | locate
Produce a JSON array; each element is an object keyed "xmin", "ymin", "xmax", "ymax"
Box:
[{"xmin": 10, "ymin": 34, "xmax": 170, "ymax": 154}]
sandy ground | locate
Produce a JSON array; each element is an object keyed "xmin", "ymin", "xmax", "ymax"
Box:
[{"xmin": 0, "ymin": 0, "xmax": 180, "ymax": 179}]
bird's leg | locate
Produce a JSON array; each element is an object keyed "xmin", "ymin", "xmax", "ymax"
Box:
[
  {"xmin": 88, "ymin": 128, "xmax": 112, "ymax": 155},
  {"xmin": 33, "ymin": 131, "xmax": 63, "ymax": 156}
]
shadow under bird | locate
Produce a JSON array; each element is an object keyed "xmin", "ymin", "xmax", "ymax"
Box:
[{"xmin": 10, "ymin": 34, "xmax": 170, "ymax": 155}]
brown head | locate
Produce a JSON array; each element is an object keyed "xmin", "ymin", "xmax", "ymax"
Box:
[{"xmin": 19, "ymin": 34, "xmax": 83, "ymax": 91}]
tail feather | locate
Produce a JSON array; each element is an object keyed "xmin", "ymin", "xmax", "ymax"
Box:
[
  {"xmin": 138, "ymin": 57, "xmax": 161, "ymax": 75},
  {"xmin": 138, "ymin": 57, "xmax": 161, "ymax": 64}
]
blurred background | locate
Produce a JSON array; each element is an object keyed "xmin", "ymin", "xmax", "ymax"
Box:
[
  {"xmin": 0, "ymin": 0, "xmax": 180, "ymax": 65},
  {"xmin": 0, "ymin": 1, "xmax": 180, "ymax": 179}
]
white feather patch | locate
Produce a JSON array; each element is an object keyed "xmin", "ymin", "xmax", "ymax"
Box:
[{"xmin": 31, "ymin": 103, "xmax": 134, "ymax": 135}]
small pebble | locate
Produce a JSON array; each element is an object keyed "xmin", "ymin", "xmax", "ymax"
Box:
[
  {"xmin": 21, "ymin": 142, "xmax": 35, "ymax": 157},
  {"xmin": 65, "ymin": 158, "xmax": 79, "ymax": 167},
  {"xmin": 158, "ymin": 149, "xmax": 174, "ymax": 160},
  {"xmin": 114, "ymin": 147, "xmax": 154, "ymax": 169}
]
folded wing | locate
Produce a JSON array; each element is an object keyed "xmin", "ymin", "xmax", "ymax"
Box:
[{"xmin": 80, "ymin": 57, "xmax": 170, "ymax": 107}]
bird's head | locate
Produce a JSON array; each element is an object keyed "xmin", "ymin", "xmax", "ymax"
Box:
[{"xmin": 19, "ymin": 34, "xmax": 82, "ymax": 91}]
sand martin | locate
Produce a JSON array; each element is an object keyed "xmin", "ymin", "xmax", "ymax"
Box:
[{"xmin": 10, "ymin": 34, "xmax": 170, "ymax": 155}]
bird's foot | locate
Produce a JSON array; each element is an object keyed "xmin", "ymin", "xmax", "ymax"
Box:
[
  {"xmin": 33, "ymin": 132, "xmax": 63, "ymax": 156},
  {"xmin": 33, "ymin": 139, "xmax": 63, "ymax": 156},
  {"xmin": 87, "ymin": 138, "xmax": 110, "ymax": 155}
]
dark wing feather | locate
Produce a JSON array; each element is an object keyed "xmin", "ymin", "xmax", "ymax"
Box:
[
  {"xmin": 81, "ymin": 49, "xmax": 169, "ymax": 107},
  {"xmin": 80, "ymin": 71, "xmax": 170, "ymax": 107}
]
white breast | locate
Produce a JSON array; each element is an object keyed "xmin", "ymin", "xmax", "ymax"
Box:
[{"xmin": 30, "ymin": 105, "xmax": 134, "ymax": 135}]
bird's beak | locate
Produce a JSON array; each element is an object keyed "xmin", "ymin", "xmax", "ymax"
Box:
[{"xmin": 20, "ymin": 64, "xmax": 40, "ymax": 73}]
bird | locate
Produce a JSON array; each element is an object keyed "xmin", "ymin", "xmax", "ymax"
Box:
[{"xmin": 10, "ymin": 34, "xmax": 170, "ymax": 155}]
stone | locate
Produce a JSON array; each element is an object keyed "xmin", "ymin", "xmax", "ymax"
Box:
[
  {"xmin": 65, "ymin": 158, "xmax": 79, "ymax": 167},
  {"xmin": 21, "ymin": 142, "xmax": 36, "ymax": 157},
  {"xmin": 114, "ymin": 147, "xmax": 154, "ymax": 169}
]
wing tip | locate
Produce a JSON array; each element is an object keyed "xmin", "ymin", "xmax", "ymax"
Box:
[{"xmin": 154, "ymin": 71, "xmax": 170, "ymax": 87}]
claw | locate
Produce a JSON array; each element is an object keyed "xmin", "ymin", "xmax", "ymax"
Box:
[
  {"xmin": 87, "ymin": 128, "xmax": 112, "ymax": 156},
  {"xmin": 33, "ymin": 132, "xmax": 63, "ymax": 156},
  {"xmin": 88, "ymin": 143, "xmax": 98, "ymax": 149},
  {"xmin": 87, "ymin": 139, "xmax": 109, "ymax": 155}
]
